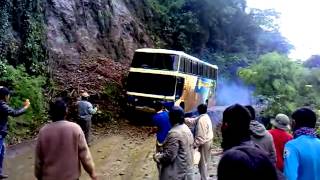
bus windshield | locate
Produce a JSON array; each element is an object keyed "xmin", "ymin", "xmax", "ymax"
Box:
[
  {"xmin": 127, "ymin": 72, "xmax": 176, "ymax": 96},
  {"xmin": 131, "ymin": 52, "xmax": 179, "ymax": 70}
]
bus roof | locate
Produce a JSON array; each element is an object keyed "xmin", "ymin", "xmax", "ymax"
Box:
[{"xmin": 135, "ymin": 48, "xmax": 218, "ymax": 69}]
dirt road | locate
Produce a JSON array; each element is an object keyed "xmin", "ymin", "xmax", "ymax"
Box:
[{"xmin": 3, "ymin": 120, "xmax": 220, "ymax": 180}]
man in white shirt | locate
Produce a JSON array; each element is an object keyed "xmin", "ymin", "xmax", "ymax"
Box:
[{"xmin": 185, "ymin": 104, "xmax": 214, "ymax": 180}]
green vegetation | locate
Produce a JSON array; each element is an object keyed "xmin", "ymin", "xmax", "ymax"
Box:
[
  {"xmin": 0, "ymin": 0, "xmax": 318, "ymax": 141},
  {"xmin": 145, "ymin": 0, "xmax": 292, "ymax": 78},
  {"xmin": 0, "ymin": 62, "xmax": 46, "ymax": 144},
  {"xmin": 0, "ymin": 0, "xmax": 47, "ymax": 143},
  {"xmin": 0, "ymin": 0, "xmax": 46, "ymax": 74},
  {"xmin": 239, "ymin": 52, "xmax": 320, "ymax": 117}
]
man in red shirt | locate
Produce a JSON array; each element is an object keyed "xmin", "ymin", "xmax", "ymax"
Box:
[{"xmin": 269, "ymin": 114, "xmax": 293, "ymax": 171}]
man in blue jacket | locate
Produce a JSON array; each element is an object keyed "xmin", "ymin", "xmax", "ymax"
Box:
[
  {"xmin": 151, "ymin": 102, "xmax": 171, "ymax": 152},
  {"xmin": 284, "ymin": 108, "xmax": 320, "ymax": 180},
  {"xmin": 0, "ymin": 87, "xmax": 30, "ymax": 179},
  {"xmin": 77, "ymin": 92, "xmax": 97, "ymax": 144}
]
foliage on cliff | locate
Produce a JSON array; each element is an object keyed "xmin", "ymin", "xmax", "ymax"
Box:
[
  {"xmin": 0, "ymin": 61, "xmax": 46, "ymax": 143},
  {"xmin": 0, "ymin": 0, "xmax": 46, "ymax": 74},
  {"xmin": 144, "ymin": 0, "xmax": 292, "ymax": 77},
  {"xmin": 0, "ymin": 0, "xmax": 47, "ymax": 143}
]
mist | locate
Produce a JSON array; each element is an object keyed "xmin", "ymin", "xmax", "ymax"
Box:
[{"xmin": 216, "ymin": 77, "xmax": 253, "ymax": 106}]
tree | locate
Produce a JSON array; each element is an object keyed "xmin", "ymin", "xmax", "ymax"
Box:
[
  {"xmin": 239, "ymin": 53, "xmax": 304, "ymax": 116},
  {"xmin": 145, "ymin": 0, "xmax": 293, "ymax": 78}
]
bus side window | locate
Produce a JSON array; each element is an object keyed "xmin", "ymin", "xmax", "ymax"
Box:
[
  {"xmin": 184, "ymin": 58, "xmax": 191, "ymax": 74},
  {"xmin": 198, "ymin": 63, "xmax": 204, "ymax": 77},
  {"xmin": 186, "ymin": 58, "xmax": 191, "ymax": 74},
  {"xmin": 192, "ymin": 61, "xmax": 198, "ymax": 75},
  {"xmin": 173, "ymin": 55, "xmax": 179, "ymax": 71},
  {"xmin": 209, "ymin": 68, "xmax": 213, "ymax": 79},
  {"xmin": 214, "ymin": 68, "xmax": 218, "ymax": 79},
  {"xmin": 179, "ymin": 58, "xmax": 185, "ymax": 72},
  {"xmin": 204, "ymin": 66, "xmax": 208, "ymax": 78}
]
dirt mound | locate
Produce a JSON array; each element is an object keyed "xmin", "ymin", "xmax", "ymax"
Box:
[
  {"xmin": 54, "ymin": 56, "xmax": 130, "ymax": 96},
  {"xmin": 52, "ymin": 56, "xmax": 130, "ymax": 121}
]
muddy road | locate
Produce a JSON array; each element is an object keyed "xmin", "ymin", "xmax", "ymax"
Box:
[{"xmin": 4, "ymin": 120, "xmax": 220, "ymax": 180}]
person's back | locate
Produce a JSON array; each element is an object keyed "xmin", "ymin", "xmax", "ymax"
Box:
[
  {"xmin": 78, "ymin": 100, "xmax": 95, "ymax": 120},
  {"xmin": 152, "ymin": 110, "xmax": 171, "ymax": 144},
  {"xmin": 218, "ymin": 146, "xmax": 278, "ymax": 180},
  {"xmin": 159, "ymin": 123, "xmax": 194, "ymax": 180},
  {"xmin": 284, "ymin": 135, "xmax": 320, "ymax": 180},
  {"xmin": 284, "ymin": 108, "xmax": 320, "ymax": 180},
  {"xmin": 196, "ymin": 113, "xmax": 214, "ymax": 143},
  {"xmin": 269, "ymin": 128, "xmax": 292, "ymax": 171},
  {"xmin": 250, "ymin": 120, "xmax": 277, "ymax": 164},
  {"xmin": 35, "ymin": 121, "xmax": 94, "ymax": 180}
]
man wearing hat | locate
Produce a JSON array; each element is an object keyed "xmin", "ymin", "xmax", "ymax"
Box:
[
  {"xmin": 0, "ymin": 86, "xmax": 30, "ymax": 179},
  {"xmin": 269, "ymin": 113, "xmax": 293, "ymax": 171},
  {"xmin": 76, "ymin": 91, "xmax": 97, "ymax": 144}
]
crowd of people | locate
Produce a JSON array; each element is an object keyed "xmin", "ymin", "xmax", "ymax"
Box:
[
  {"xmin": 152, "ymin": 103, "xmax": 320, "ymax": 180},
  {"xmin": 0, "ymin": 86, "xmax": 320, "ymax": 180}
]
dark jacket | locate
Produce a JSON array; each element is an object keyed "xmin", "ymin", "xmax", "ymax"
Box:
[
  {"xmin": 250, "ymin": 120, "xmax": 277, "ymax": 164},
  {"xmin": 0, "ymin": 100, "xmax": 26, "ymax": 136}
]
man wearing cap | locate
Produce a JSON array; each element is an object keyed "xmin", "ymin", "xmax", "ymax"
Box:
[
  {"xmin": 0, "ymin": 86, "xmax": 30, "ymax": 179},
  {"xmin": 269, "ymin": 114, "xmax": 293, "ymax": 171},
  {"xmin": 76, "ymin": 92, "xmax": 97, "ymax": 144}
]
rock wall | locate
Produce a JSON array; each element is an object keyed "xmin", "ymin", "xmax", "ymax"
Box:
[{"xmin": 45, "ymin": 0, "xmax": 154, "ymax": 64}]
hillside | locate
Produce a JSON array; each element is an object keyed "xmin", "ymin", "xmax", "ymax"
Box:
[{"xmin": 0, "ymin": 0, "xmax": 294, "ymax": 142}]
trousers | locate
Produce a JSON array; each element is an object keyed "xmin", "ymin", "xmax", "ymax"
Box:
[
  {"xmin": 199, "ymin": 141, "xmax": 211, "ymax": 180},
  {"xmin": 0, "ymin": 138, "xmax": 5, "ymax": 175},
  {"xmin": 78, "ymin": 119, "xmax": 92, "ymax": 144}
]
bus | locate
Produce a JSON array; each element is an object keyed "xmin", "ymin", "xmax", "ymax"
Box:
[{"xmin": 126, "ymin": 48, "xmax": 218, "ymax": 116}]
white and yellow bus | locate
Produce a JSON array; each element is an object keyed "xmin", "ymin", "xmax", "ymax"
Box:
[{"xmin": 126, "ymin": 48, "xmax": 218, "ymax": 116}]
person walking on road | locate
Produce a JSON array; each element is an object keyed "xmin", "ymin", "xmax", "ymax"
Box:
[
  {"xmin": 284, "ymin": 108, "xmax": 320, "ymax": 180},
  {"xmin": 0, "ymin": 86, "xmax": 30, "ymax": 179},
  {"xmin": 35, "ymin": 98, "xmax": 97, "ymax": 180},
  {"xmin": 269, "ymin": 114, "xmax": 293, "ymax": 171},
  {"xmin": 77, "ymin": 91, "xmax": 97, "ymax": 144},
  {"xmin": 246, "ymin": 106, "xmax": 277, "ymax": 165},
  {"xmin": 185, "ymin": 104, "xmax": 213, "ymax": 180},
  {"xmin": 153, "ymin": 106, "xmax": 194, "ymax": 180}
]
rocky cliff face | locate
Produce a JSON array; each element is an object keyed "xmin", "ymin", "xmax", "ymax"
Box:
[{"xmin": 45, "ymin": 0, "xmax": 154, "ymax": 64}]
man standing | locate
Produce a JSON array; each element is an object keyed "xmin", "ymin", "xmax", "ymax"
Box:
[
  {"xmin": 151, "ymin": 102, "xmax": 171, "ymax": 152},
  {"xmin": 185, "ymin": 104, "xmax": 213, "ymax": 180},
  {"xmin": 35, "ymin": 98, "xmax": 97, "ymax": 180},
  {"xmin": 246, "ymin": 105, "xmax": 277, "ymax": 165},
  {"xmin": 284, "ymin": 108, "xmax": 320, "ymax": 180},
  {"xmin": 154, "ymin": 106, "xmax": 194, "ymax": 180},
  {"xmin": 221, "ymin": 104, "xmax": 258, "ymax": 151},
  {"xmin": 0, "ymin": 86, "xmax": 30, "ymax": 179},
  {"xmin": 218, "ymin": 104, "xmax": 278, "ymax": 180},
  {"xmin": 77, "ymin": 92, "xmax": 97, "ymax": 144},
  {"xmin": 269, "ymin": 114, "xmax": 292, "ymax": 171}
]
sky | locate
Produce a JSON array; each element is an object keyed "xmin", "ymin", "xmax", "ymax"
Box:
[{"xmin": 246, "ymin": 0, "xmax": 320, "ymax": 60}]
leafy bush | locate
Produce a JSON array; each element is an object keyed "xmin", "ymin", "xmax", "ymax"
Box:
[
  {"xmin": 239, "ymin": 52, "xmax": 320, "ymax": 117},
  {"xmin": 0, "ymin": 63, "xmax": 46, "ymax": 144}
]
